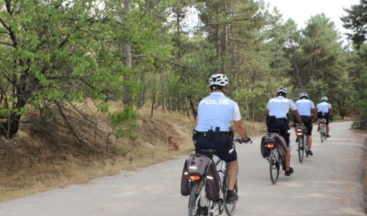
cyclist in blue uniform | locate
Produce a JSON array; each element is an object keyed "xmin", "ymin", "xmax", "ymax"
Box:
[
  {"xmin": 266, "ymin": 87, "xmax": 302, "ymax": 176},
  {"xmin": 316, "ymin": 96, "xmax": 333, "ymax": 138},
  {"xmin": 194, "ymin": 74, "xmax": 251, "ymax": 208},
  {"xmin": 294, "ymin": 92, "xmax": 318, "ymax": 157}
]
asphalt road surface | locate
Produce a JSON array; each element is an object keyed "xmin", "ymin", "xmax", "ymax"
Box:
[{"xmin": 0, "ymin": 121, "xmax": 365, "ymax": 216}]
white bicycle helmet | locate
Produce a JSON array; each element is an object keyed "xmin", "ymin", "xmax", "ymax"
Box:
[
  {"xmin": 299, "ymin": 92, "xmax": 308, "ymax": 98},
  {"xmin": 209, "ymin": 74, "xmax": 228, "ymax": 87},
  {"xmin": 276, "ymin": 86, "xmax": 288, "ymax": 94},
  {"xmin": 321, "ymin": 96, "xmax": 328, "ymax": 101}
]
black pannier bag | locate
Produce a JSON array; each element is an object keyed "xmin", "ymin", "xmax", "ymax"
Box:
[
  {"xmin": 260, "ymin": 133, "xmax": 287, "ymax": 158},
  {"xmin": 180, "ymin": 154, "xmax": 221, "ymax": 200},
  {"xmin": 205, "ymin": 160, "xmax": 221, "ymax": 200},
  {"xmin": 180, "ymin": 159, "xmax": 190, "ymax": 196}
]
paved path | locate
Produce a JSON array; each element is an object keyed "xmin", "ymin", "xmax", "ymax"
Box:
[{"xmin": 0, "ymin": 121, "xmax": 365, "ymax": 216}]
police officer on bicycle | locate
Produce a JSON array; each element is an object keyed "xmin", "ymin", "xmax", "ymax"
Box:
[
  {"xmin": 316, "ymin": 96, "xmax": 333, "ymax": 138},
  {"xmin": 294, "ymin": 92, "xmax": 318, "ymax": 157},
  {"xmin": 266, "ymin": 87, "xmax": 302, "ymax": 176},
  {"xmin": 193, "ymin": 74, "xmax": 251, "ymax": 208}
]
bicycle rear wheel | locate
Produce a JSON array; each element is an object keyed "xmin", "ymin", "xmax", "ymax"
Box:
[
  {"xmin": 223, "ymin": 176, "xmax": 238, "ymax": 216},
  {"xmin": 320, "ymin": 127, "xmax": 324, "ymax": 143},
  {"xmin": 298, "ymin": 136, "xmax": 305, "ymax": 163},
  {"xmin": 188, "ymin": 181, "xmax": 199, "ymax": 216},
  {"xmin": 304, "ymin": 136, "xmax": 308, "ymax": 155},
  {"xmin": 269, "ymin": 149, "xmax": 280, "ymax": 184},
  {"xmin": 323, "ymin": 126, "xmax": 327, "ymax": 141}
]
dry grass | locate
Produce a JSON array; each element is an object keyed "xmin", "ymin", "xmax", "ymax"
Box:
[{"xmin": 0, "ymin": 105, "xmax": 265, "ymax": 202}]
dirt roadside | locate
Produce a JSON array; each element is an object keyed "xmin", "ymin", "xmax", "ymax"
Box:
[{"xmin": 0, "ymin": 107, "xmax": 265, "ymax": 202}]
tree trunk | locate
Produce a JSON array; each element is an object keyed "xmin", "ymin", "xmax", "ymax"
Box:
[
  {"xmin": 122, "ymin": 0, "xmax": 133, "ymax": 106},
  {"xmin": 177, "ymin": 91, "xmax": 182, "ymax": 113},
  {"xmin": 215, "ymin": 7, "xmax": 221, "ymax": 66},
  {"xmin": 292, "ymin": 44, "xmax": 302, "ymax": 89},
  {"xmin": 160, "ymin": 70, "xmax": 166, "ymax": 113},
  {"xmin": 169, "ymin": 97, "xmax": 172, "ymax": 112},
  {"xmin": 184, "ymin": 94, "xmax": 190, "ymax": 117},
  {"xmin": 151, "ymin": 86, "xmax": 156, "ymax": 118},
  {"xmin": 189, "ymin": 97, "xmax": 197, "ymax": 119},
  {"xmin": 137, "ymin": 72, "xmax": 146, "ymax": 110},
  {"xmin": 221, "ymin": 0, "xmax": 228, "ymax": 74}
]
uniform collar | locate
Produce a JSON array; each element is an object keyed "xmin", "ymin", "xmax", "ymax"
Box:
[
  {"xmin": 277, "ymin": 96, "xmax": 285, "ymax": 98},
  {"xmin": 211, "ymin": 92, "xmax": 224, "ymax": 96}
]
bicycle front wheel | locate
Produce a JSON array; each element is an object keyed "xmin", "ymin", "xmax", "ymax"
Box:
[
  {"xmin": 188, "ymin": 181, "xmax": 199, "ymax": 216},
  {"xmin": 298, "ymin": 136, "xmax": 305, "ymax": 163},
  {"xmin": 223, "ymin": 176, "xmax": 238, "ymax": 216},
  {"xmin": 269, "ymin": 149, "xmax": 280, "ymax": 184}
]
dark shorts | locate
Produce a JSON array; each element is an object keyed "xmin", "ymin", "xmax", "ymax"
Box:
[
  {"xmin": 267, "ymin": 121, "xmax": 290, "ymax": 147},
  {"xmin": 293, "ymin": 116, "xmax": 313, "ymax": 136},
  {"xmin": 195, "ymin": 136, "xmax": 237, "ymax": 162},
  {"xmin": 317, "ymin": 112, "xmax": 330, "ymax": 125}
]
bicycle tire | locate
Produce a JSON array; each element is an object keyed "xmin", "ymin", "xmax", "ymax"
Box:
[
  {"xmin": 210, "ymin": 158, "xmax": 224, "ymax": 216},
  {"xmin": 269, "ymin": 149, "xmax": 279, "ymax": 184},
  {"xmin": 298, "ymin": 136, "xmax": 305, "ymax": 163},
  {"xmin": 323, "ymin": 126, "xmax": 327, "ymax": 141},
  {"xmin": 188, "ymin": 181, "xmax": 199, "ymax": 216},
  {"xmin": 320, "ymin": 126, "xmax": 324, "ymax": 143},
  {"xmin": 304, "ymin": 136, "xmax": 308, "ymax": 155},
  {"xmin": 223, "ymin": 175, "xmax": 238, "ymax": 216}
]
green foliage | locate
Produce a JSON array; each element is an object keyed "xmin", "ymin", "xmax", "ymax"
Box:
[
  {"xmin": 0, "ymin": 0, "xmax": 365, "ymax": 142},
  {"xmin": 342, "ymin": 0, "xmax": 367, "ymax": 47},
  {"xmin": 108, "ymin": 105, "xmax": 139, "ymax": 141}
]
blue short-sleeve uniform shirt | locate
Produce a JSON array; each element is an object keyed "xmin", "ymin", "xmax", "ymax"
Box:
[
  {"xmin": 267, "ymin": 96, "xmax": 297, "ymax": 118},
  {"xmin": 195, "ymin": 92, "xmax": 241, "ymax": 132},
  {"xmin": 295, "ymin": 99, "xmax": 315, "ymax": 116}
]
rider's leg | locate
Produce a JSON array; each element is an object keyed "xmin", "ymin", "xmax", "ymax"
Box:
[
  {"xmin": 307, "ymin": 135, "xmax": 312, "ymax": 150},
  {"xmin": 285, "ymin": 148, "xmax": 291, "ymax": 170},
  {"xmin": 227, "ymin": 160, "xmax": 238, "ymax": 190},
  {"xmin": 280, "ymin": 122, "xmax": 291, "ymax": 171},
  {"xmin": 326, "ymin": 124, "xmax": 330, "ymax": 135}
]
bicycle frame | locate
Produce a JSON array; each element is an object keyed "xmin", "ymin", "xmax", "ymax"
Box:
[
  {"xmin": 318, "ymin": 118, "xmax": 327, "ymax": 142},
  {"xmin": 295, "ymin": 126, "xmax": 308, "ymax": 163}
]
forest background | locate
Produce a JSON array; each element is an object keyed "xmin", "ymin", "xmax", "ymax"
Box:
[{"xmin": 0, "ymin": 0, "xmax": 367, "ymax": 201}]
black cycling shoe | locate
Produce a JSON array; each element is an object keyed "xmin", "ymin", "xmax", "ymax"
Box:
[
  {"xmin": 226, "ymin": 191, "xmax": 238, "ymax": 204},
  {"xmin": 285, "ymin": 167, "xmax": 294, "ymax": 176},
  {"xmin": 295, "ymin": 137, "xmax": 299, "ymax": 142},
  {"xmin": 326, "ymin": 134, "xmax": 330, "ymax": 138},
  {"xmin": 197, "ymin": 207, "xmax": 208, "ymax": 216},
  {"xmin": 307, "ymin": 150, "xmax": 313, "ymax": 157}
]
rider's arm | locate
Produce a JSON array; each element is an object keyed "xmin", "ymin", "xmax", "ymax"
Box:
[
  {"xmin": 311, "ymin": 108, "xmax": 317, "ymax": 120},
  {"xmin": 290, "ymin": 100, "xmax": 302, "ymax": 124},
  {"xmin": 233, "ymin": 120, "xmax": 249, "ymax": 141},
  {"xmin": 232, "ymin": 103, "xmax": 250, "ymax": 141},
  {"xmin": 292, "ymin": 110, "xmax": 302, "ymax": 124},
  {"xmin": 329, "ymin": 108, "xmax": 334, "ymax": 116}
]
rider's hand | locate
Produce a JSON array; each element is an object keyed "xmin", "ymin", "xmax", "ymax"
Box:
[
  {"xmin": 234, "ymin": 137, "xmax": 242, "ymax": 143},
  {"xmin": 241, "ymin": 137, "xmax": 252, "ymax": 144}
]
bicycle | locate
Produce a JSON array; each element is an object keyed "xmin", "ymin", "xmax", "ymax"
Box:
[
  {"xmin": 263, "ymin": 129, "xmax": 287, "ymax": 185},
  {"xmin": 294, "ymin": 124, "xmax": 308, "ymax": 163},
  {"xmin": 188, "ymin": 137, "xmax": 251, "ymax": 216},
  {"xmin": 318, "ymin": 118, "xmax": 327, "ymax": 142}
]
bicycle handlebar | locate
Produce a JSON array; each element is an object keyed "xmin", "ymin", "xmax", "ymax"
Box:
[{"xmin": 234, "ymin": 137, "xmax": 252, "ymax": 144}]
